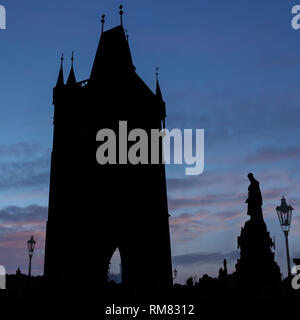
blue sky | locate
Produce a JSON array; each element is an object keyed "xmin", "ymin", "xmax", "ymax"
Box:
[{"xmin": 0, "ymin": 0, "xmax": 300, "ymax": 282}]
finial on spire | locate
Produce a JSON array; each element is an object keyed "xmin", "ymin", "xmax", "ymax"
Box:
[
  {"xmin": 101, "ymin": 14, "xmax": 105, "ymax": 33},
  {"xmin": 61, "ymin": 53, "xmax": 64, "ymax": 64},
  {"xmin": 119, "ymin": 5, "xmax": 124, "ymax": 26},
  {"xmin": 71, "ymin": 51, "xmax": 74, "ymax": 67},
  {"xmin": 156, "ymin": 66, "xmax": 160, "ymax": 81}
]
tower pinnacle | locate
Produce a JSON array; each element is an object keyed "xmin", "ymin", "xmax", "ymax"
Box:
[
  {"xmin": 156, "ymin": 66, "xmax": 164, "ymax": 103},
  {"xmin": 119, "ymin": 5, "xmax": 124, "ymax": 26},
  {"xmin": 55, "ymin": 53, "xmax": 64, "ymax": 87},
  {"xmin": 67, "ymin": 51, "xmax": 76, "ymax": 86},
  {"xmin": 155, "ymin": 66, "xmax": 166, "ymax": 129},
  {"xmin": 101, "ymin": 14, "xmax": 105, "ymax": 33}
]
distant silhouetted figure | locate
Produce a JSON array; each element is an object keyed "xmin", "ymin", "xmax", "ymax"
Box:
[
  {"xmin": 223, "ymin": 259, "xmax": 228, "ymax": 276},
  {"xmin": 218, "ymin": 259, "xmax": 228, "ymax": 280},
  {"xmin": 246, "ymin": 173, "xmax": 263, "ymax": 220},
  {"xmin": 16, "ymin": 268, "xmax": 21, "ymax": 276},
  {"xmin": 186, "ymin": 277, "xmax": 194, "ymax": 288}
]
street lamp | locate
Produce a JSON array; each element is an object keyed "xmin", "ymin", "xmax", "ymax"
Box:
[
  {"xmin": 276, "ymin": 197, "xmax": 294, "ymax": 277},
  {"xmin": 27, "ymin": 235, "xmax": 36, "ymax": 277}
]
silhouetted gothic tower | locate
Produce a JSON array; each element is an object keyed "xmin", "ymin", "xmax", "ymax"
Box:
[{"xmin": 44, "ymin": 12, "xmax": 173, "ymax": 290}]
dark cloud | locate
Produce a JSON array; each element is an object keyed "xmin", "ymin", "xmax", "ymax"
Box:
[
  {"xmin": 213, "ymin": 210, "xmax": 241, "ymax": 221},
  {"xmin": 0, "ymin": 143, "xmax": 50, "ymax": 191},
  {"xmin": 170, "ymin": 211, "xmax": 216, "ymax": 242},
  {"xmin": 262, "ymin": 187, "xmax": 292, "ymax": 201},
  {"xmin": 167, "ymin": 174, "xmax": 221, "ymax": 192},
  {"xmin": 169, "ymin": 194, "xmax": 220, "ymax": 211},
  {"xmin": 173, "ymin": 250, "xmax": 239, "ymax": 266},
  {"xmin": 168, "ymin": 192, "xmax": 242, "ymax": 211},
  {"xmin": 0, "ymin": 205, "xmax": 47, "ymax": 224},
  {"xmin": 0, "ymin": 143, "xmax": 41, "ymax": 158},
  {"xmin": 169, "ymin": 209, "xmax": 239, "ymax": 243}
]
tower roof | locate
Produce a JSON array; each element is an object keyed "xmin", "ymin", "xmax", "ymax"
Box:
[
  {"xmin": 90, "ymin": 25, "xmax": 134, "ymax": 80},
  {"xmin": 88, "ymin": 12, "xmax": 163, "ymax": 111}
]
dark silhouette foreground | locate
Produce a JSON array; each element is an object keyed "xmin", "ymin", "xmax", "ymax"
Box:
[{"xmin": 2, "ymin": 174, "xmax": 299, "ymax": 315}]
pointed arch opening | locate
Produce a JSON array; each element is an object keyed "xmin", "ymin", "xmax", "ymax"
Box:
[{"xmin": 108, "ymin": 248, "xmax": 122, "ymax": 283}]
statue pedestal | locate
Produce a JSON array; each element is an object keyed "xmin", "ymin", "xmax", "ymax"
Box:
[{"xmin": 235, "ymin": 216, "xmax": 281, "ymax": 286}]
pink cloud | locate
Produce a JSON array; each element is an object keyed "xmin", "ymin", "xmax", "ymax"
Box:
[
  {"xmin": 248, "ymin": 146, "xmax": 300, "ymax": 163},
  {"xmin": 0, "ymin": 205, "xmax": 47, "ymax": 274}
]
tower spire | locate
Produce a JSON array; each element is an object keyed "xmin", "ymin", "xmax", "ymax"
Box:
[
  {"xmin": 101, "ymin": 14, "xmax": 105, "ymax": 33},
  {"xmin": 119, "ymin": 5, "xmax": 124, "ymax": 26},
  {"xmin": 56, "ymin": 53, "xmax": 64, "ymax": 87},
  {"xmin": 67, "ymin": 51, "xmax": 76, "ymax": 86},
  {"xmin": 155, "ymin": 67, "xmax": 166, "ymax": 129},
  {"xmin": 156, "ymin": 67, "xmax": 163, "ymax": 101}
]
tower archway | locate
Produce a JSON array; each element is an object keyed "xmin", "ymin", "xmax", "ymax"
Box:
[{"xmin": 108, "ymin": 248, "xmax": 122, "ymax": 283}]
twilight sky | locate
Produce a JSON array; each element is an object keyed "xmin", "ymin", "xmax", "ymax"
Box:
[{"xmin": 0, "ymin": 0, "xmax": 300, "ymax": 282}]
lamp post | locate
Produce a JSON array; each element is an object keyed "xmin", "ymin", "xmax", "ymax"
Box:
[
  {"xmin": 276, "ymin": 197, "xmax": 294, "ymax": 277},
  {"xmin": 27, "ymin": 235, "xmax": 36, "ymax": 277}
]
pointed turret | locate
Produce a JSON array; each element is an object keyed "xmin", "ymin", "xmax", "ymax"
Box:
[
  {"xmin": 56, "ymin": 54, "xmax": 64, "ymax": 88},
  {"xmin": 67, "ymin": 52, "xmax": 77, "ymax": 86}
]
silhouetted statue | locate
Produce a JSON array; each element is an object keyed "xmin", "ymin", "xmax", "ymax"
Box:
[
  {"xmin": 236, "ymin": 174, "xmax": 281, "ymax": 288},
  {"xmin": 245, "ymin": 173, "xmax": 263, "ymax": 219}
]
